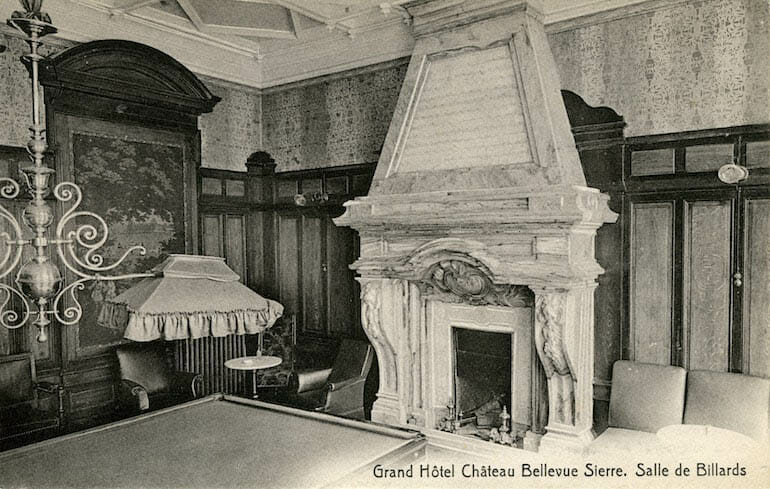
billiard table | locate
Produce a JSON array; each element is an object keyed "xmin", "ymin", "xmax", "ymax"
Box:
[{"xmin": 0, "ymin": 394, "xmax": 426, "ymax": 488}]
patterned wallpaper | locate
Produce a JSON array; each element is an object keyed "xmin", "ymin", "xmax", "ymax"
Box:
[
  {"xmin": 261, "ymin": 59, "xmax": 409, "ymax": 172},
  {"xmin": 0, "ymin": 37, "xmax": 259, "ymax": 172},
  {"xmin": 550, "ymin": 0, "xmax": 770, "ymax": 137},
  {"xmin": 2, "ymin": 0, "xmax": 768, "ymax": 168},
  {"xmin": 0, "ymin": 35, "xmax": 59, "ymax": 148},
  {"xmin": 198, "ymin": 77, "xmax": 261, "ymax": 171}
]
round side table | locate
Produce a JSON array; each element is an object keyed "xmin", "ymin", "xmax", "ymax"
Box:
[{"xmin": 224, "ymin": 354, "xmax": 282, "ymax": 398}]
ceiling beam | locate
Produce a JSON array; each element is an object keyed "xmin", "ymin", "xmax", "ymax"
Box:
[
  {"xmin": 271, "ymin": 0, "xmax": 351, "ymax": 36},
  {"xmin": 111, "ymin": 0, "xmax": 162, "ymax": 15}
]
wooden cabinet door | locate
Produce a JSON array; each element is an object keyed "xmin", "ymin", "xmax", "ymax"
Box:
[
  {"xmin": 628, "ymin": 187, "xmax": 767, "ymax": 374},
  {"xmin": 628, "ymin": 196, "xmax": 677, "ymax": 365},
  {"xmin": 681, "ymin": 193, "xmax": 735, "ymax": 371},
  {"xmin": 741, "ymin": 190, "xmax": 770, "ymax": 377},
  {"xmin": 273, "ymin": 211, "xmax": 360, "ymax": 339}
]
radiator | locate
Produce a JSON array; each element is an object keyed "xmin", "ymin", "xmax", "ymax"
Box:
[{"xmin": 174, "ymin": 336, "xmax": 247, "ymax": 395}]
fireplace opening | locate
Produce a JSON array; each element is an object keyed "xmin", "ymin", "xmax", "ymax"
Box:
[{"xmin": 451, "ymin": 327, "xmax": 519, "ymax": 445}]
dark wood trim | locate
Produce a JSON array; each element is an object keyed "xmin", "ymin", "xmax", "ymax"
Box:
[
  {"xmin": 626, "ymin": 123, "xmax": 770, "ymax": 146},
  {"xmin": 40, "ymin": 40, "xmax": 220, "ymax": 115},
  {"xmin": 730, "ymin": 187, "xmax": 743, "ymax": 373}
]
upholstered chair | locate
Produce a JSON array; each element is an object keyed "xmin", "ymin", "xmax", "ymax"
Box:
[
  {"xmin": 590, "ymin": 360, "xmax": 687, "ymax": 454},
  {"xmin": 608, "ymin": 360, "xmax": 688, "ymax": 432},
  {"xmin": 115, "ymin": 342, "xmax": 202, "ymax": 415},
  {"xmin": 684, "ymin": 370, "xmax": 770, "ymax": 444},
  {"xmin": 0, "ymin": 353, "xmax": 64, "ymax": 448},
  {"xmin": 287, "ymin": 339, "xmax": 374, "ymax": 420}
]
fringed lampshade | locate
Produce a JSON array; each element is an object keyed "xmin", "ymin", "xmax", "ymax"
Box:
[{"xmin": 99, "ymin": 254, "xmax": 283, "ymax": 342}]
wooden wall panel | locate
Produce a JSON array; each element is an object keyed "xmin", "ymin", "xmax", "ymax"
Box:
[
  {"xmin": 630, "ymin": 202, "xmax": 674, "ymax": 365},
  {"xmin": 301, "ymin": 216, "xmax": 325, "ymax": 334},
  {"xmin": 327, "ymin": 220, "xmax": 358, "ymax": 336},
  {"xmin": 225, "ymin": 215, "xmax": 246, "ymax": 281},
  {"xmin": 683, "ymin": 200, "xmax": 732, "ymax": 371},
  {"xmin": 277, "ymin": 215, "xmax": 300, "ymax": 319},
  {"xmin": 744, "ymin": 198, "xmax": 770, "ymax": 378},
  {"xmin": 202, "ymin": 215, "xmax": 222, "ymax": 257},
  {"xmin": 247, "ymin": 212, "xmax": 265, "ymax": 290}
]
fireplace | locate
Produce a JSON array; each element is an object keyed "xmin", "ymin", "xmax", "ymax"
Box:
[
  {"xmin": 426, "ymin": 295, "xmax": 534, "ymax": 447},
  {"xmin": 335, "ymin": 0, "xmax": 616, "ymax": 456},
  {"xmin": 453, "ymin": 327, "xmax": 512, "ymax": 425}
]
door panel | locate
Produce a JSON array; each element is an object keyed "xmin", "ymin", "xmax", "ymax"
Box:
[
  {"xmin": 683, "ymin": 199, "xmax": 732, "ymax": 371},
  {"xmin": 743, "ymin": 197, "xmax": 770, "ymax": 378},
  {"xmin": 630, "ymin": 201, "xmax": 674, "ymax": 365}
]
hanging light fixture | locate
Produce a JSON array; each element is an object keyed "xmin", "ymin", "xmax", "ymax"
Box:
[{"xmin": 1, "ymin": 0, "xmax": 151, "ymax": 342}]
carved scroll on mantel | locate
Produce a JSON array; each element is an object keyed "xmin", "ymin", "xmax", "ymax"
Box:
[
  {"xmin": 422, "ymin": 259, "xmax": 533, "ymax": 307},
  {"xmin": 533, "ymin": 287, "xmax": 595, "ymax": 455}
]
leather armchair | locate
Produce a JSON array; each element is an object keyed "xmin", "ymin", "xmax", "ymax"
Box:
[
  {"xmin": 0, "ymin": 353, "xmax": 64, "ymax": 448},
  {"xmin": 116, "ymin": 342, "xmax": 202, "ymax": 415},
  {"xmin": 287, "ymin": 339, "xmax": 374, "ymax": 420}
]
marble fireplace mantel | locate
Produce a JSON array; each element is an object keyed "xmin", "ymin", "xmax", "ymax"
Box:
[{"xmin": 334, "ymin": 0, "xmax": 616, "ymax": 456}]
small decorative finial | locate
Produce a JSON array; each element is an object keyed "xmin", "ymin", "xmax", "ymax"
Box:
[{"xmin": 12, "ymin": 0, "xmax": 51, "ymax": 23}]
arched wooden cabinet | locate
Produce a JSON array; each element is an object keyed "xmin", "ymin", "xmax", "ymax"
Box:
[{"xmin": 27, "ymin": 40, "xmax": 220, "ymax": 430}]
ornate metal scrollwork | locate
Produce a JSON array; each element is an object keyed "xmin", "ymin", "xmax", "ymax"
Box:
[
  {"xmin": 422, "ymin": 259, "xmax": 533, "ymax": 307},
  {"xmin": 0, "ymin": 0, "xmax": 153, "ymax": 342}
]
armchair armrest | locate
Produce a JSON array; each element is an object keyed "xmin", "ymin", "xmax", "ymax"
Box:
[
  {"xmin": 119, "ymin": 379, "xmax": 150, "ymax": 412},
  {"xmin": 169, "ymin": 372, "xmax": 203, "ymax": 398},
  {"xmin": 321, "ymin": 377, "xmax": 367, "ymax": 417},
  {"xmin": 291, "ymin": 367, "xmax": 333, "ymax": 394},
  {"xmin": 327, "ymin": 376, "xmax": 365, "ymax": 393}
]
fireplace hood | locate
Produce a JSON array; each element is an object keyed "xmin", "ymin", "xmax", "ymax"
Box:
[{"xmin": 335, "ymin": 0, "xmax": 616, "ymax": 456}]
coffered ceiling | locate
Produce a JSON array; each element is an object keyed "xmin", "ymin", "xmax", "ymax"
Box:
[{"xmin": 0, "ymin": 0, "xmax": 662, "ymax": 88}]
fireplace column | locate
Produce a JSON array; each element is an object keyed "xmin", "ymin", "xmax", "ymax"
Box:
[
  {"xmin": 532, "ymin": 285, "xmax": 596, "ymax": 455},
  {"xmin": 359, "ymin": 277, "xmax": 423, "ymax": 426}
]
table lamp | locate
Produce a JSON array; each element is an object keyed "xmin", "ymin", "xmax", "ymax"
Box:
[{"xmin": 99, "ymin": 254, "xmax": 283, "ymax": 341}]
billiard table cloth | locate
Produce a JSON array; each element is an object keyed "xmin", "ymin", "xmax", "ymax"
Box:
[{"xmin": 0, "ymin": 394, "xmax": 425, "ymax": 488}]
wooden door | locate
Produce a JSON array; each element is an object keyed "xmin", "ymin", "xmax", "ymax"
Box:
[{"xmin": 628, "ymin": 189, "xmax": 741, "ymax": 371}]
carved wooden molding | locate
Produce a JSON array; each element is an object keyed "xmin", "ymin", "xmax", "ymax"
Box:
[{"xmin": 421, "ymin": 260, "xmax": 533, "ymax": 307}]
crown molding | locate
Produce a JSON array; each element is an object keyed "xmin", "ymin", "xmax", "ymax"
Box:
[
  {"xmin": 261, "ymin": 56, "xmax": 409, "ymax": 94},
  {"xmin": 1, "ymin": 0, "xmax": 680, "ymax": 90},
  {"xmin": 544, "ymin": 0, "xmax": 691, "ymax": 33}
]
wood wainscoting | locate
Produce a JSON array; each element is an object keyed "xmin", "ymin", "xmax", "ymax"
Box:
[
  {"xmin": 197, "ymin": 156, "xmax": 375, "ymax": 375},
  {"xmin": 624, "ymin": 125, "xmax": 770, "ymax": 376},
  {"xmin": 563, "ymin": 92, "xmax": 770, "ymax": 433}
]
